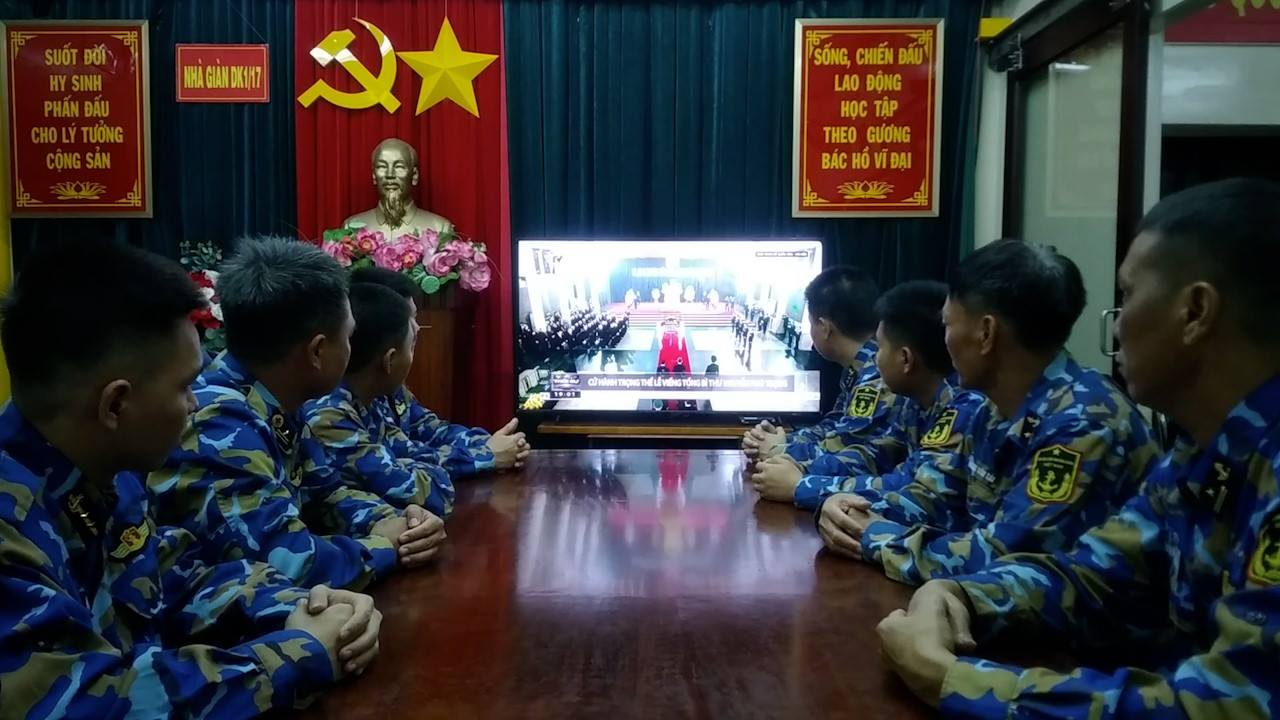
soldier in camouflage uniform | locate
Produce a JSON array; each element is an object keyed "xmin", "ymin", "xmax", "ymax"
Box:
[
  {"xmin": 742, "ymin": 266, "xmax": 881, "ymax": 464},
  {"xmin": 348, "ymin": 266, "xmax": 530, "ymax": 476},
  {"xmin": 0, "ymin": 241, "xmax": 382, "ymax": 717},
  {"xmin": 148, "ymin": 239, "xmax": 446, "ymax": 592},
  {"xmin": 304, "ymin": 283, "xmax": 455, "ymax": 515},
  {"xmin": 818, "ymin": 240, "xmax": 1158, "ymax": 585},
  {"xmin": 878, "ymin": 178, "xmax": 1280, "ymax": 717},
  {"xmin": 790, "ymin": 281, "xmax": 971, "ymax": 511},
  {"xmin": 748, "ymin": 266, "xmax": 915, "ymax": 502}
]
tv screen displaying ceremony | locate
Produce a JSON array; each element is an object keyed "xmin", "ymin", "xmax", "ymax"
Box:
[{"xmin": 516, "ymin": 239, "xmax": 823, "ymax": 414}]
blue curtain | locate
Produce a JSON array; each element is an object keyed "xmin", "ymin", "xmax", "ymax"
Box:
[
  {"xmin": 503, "ymin": 0, "xmax": 981, "ymax": 283},
  {"xmin": 1, "ymin": 0, "xmax": 296, "ymax": 263}
]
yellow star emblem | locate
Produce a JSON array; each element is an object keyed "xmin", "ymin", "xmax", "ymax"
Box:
[{"xmin": 397, "ymin": 17, "xmax": 498, "ymax": 117}]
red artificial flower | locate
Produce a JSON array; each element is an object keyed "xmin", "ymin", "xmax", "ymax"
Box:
[
  {"xmin": 190, "ymin": 270, "xmax": 214, "ymax": 289},
  {"xmin": 189, "ymin": 305, "xmax": 221, "ymax": 330}
]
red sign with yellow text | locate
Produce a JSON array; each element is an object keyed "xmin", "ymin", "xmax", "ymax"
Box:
[
  {"xmin": 2, "ymin": 20, "xmax": 151, "ymax": 217},
  {"xmin": 176, "ymin": 44, "xmax": 269, "ymax": 102},
  {"xmin": 793, "ymin": 19, "xmax": 943, "ymax": 217}
]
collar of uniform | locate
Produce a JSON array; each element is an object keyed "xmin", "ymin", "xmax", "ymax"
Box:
[
  {"xmin": 0, "ymin": 402, "xmax": 93, "ymax": 512},
  {"xmin": 1003, "ymin": 350, "xmax": 1074, "ymax": 437},
  {"xmin": 391, "ymin": 385, "xmax": 413, "ymax": 406},
  {"xmin": 335, "ymin": 380, "xmax": 381, "ymax": 427},
  {"xmin": 1163, "ymin": 375, "xmax": 1280, "ymax": 508},
  {"xmin": 1209, "ymin": 373, "xmax": 1280, "ymax": 472},
  {"xmin": 929, "ymin": 375, "xmax": 961, "ymax": 415},
  {"xmin": 217, "ymin": 352, "xmax": 296, "ymax": 429},
  {"xmin": 850, "ymin": 337, "xmax": 879, "ymax": 374}
]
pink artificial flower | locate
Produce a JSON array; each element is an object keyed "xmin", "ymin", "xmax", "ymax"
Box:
[
  {"xmin": 356, "ymin": 229, "xmax": 383, "ymax": 255},
  {"xmin": 425, "ymin": 250, "xmax": 456, "ymax": 276},
  {"xmin": 400, "ymin": 248, "xmax": 424, "ymax": 269},
  {"xmin": 442, "ymin": 239, "xmax": 475, "ymax": 262},
  {"xmin": 323, "ymin": 241, "xmax": 353, "ymax": 267},
  {"xmin": 419, "ymin": 227, "xmax": 441, "ymax": 250},
  {"xmin": 459, "ymin": 261, "xmax": 492, "ymax": 291},
  {"xmin": 471, "ymin": 249, "xmax": 488, "ymax": 267},
  {"xmin": 372, "ymin": 239, "xmax": 405, "ymax": 270}
]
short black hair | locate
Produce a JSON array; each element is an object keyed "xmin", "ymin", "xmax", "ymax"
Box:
[
  {"xmin": 875, "ymin": 281, "xmax": 953, "ymax": 376},
  {"xmin": 350, "ymin": 265, "xmax": 420, "ymax": 302},
  {"xmin": 950, "ymin": 240, "xmax": 1085, "ymax": 353},
  {"xmin": 1137, "ymin": 178, "xmax": 1280, "ymax": 345},
  {"xmin": 804, "ymin": 265, "xmax": 879, "ymax": 338},
  {"xmin": 218, "ymin": 237, "xmax": 349, "ymax": 366},
  {"xmin": 1, "ymin": 239, "xmax": 203, "ymax": 417},
  {"xmin": 347, "ymin": 283, "xmax": 413, "ymax": 373},
  {"xmin": 710, "ymin": 355, "xmax": 718, "ymax": 362}
]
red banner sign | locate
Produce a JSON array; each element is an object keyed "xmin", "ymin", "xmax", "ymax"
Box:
[
  {"xmin": 2, "ymin": 20, "xmax": 151, "ymax": 217},
  {"xmin": 1166, "ymin": 2, "xmax": 1280, "ymax": 45},
  {"xmin": 176, "ymin": 44, "xmax": 270, "ymax": 103},
  {"xmin": 793, "ymin": 19, "xmax": 943, "ymax": 217}
]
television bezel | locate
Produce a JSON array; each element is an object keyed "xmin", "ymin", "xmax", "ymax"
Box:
[{"xmin": 511, "ymin": 236, "xmax": 832, "ymax": 427}]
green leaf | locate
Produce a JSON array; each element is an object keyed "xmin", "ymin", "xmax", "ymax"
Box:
[
  {"xmin": 420, "ymin": 274, "xmax": 441, "ymax": 294},
  {"xmin": 447, "ymin": 272, "xmax": 459, "ymax": 281},
  {"xmin": 406, "ymin": 266, "xmax": 427, "ymax": 282}
]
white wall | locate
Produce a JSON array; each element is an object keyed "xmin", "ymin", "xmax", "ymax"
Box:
[{"xmin": 1163, "ymin": 44, "xmax": 1280, "ymax": 126}]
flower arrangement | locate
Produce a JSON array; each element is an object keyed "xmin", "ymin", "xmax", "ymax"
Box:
[
  {"xmin": 320, "ymin": 225, "xmax": 491, "ymax": 295},
  {"xmin": 179, "ymin": 239, "xmax": 226, "ymax": 354}
]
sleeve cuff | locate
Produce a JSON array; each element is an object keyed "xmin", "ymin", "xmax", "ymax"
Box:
[
  {"xmin": 860, "ymin": 517, "xmax": 912, "ymax": 564},
  {"xmin": 247, "ymin": 628, "xmax": 336, "ymax": 709},
  {"xmin": 358, "ymin": 534, "xmax": 400, "ymax": 579},
  {"xmin": 938, "ymin": 656, "xmax": 1023, "ymax": 719},
  {"xmin": 952, "ymin": 571, "xmax": 1017, "ymax": 641},
  {"xmin": 793, "ymin": 476, "xmax": 836, "ymax": 511}
]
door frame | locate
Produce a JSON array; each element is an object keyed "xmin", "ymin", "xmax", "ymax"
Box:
[{"xmin": 989, "ymin": 0, "xmax": 1151, "ymax": 276}]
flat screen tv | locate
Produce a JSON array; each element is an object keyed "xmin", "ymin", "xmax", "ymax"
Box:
[{"xmin": 515, "ymin": 238, "xmax": 826, "ymax": 421}]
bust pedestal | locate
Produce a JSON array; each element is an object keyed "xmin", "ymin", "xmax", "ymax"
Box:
[{"xmin": 404, "ymin": 286, "xmax": 467, "ymax": 420}]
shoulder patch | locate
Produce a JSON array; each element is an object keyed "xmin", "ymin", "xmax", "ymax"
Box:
[
  {"xmin": 1249, "ymin": 514, "xmax": 1280, "ymax": 586},
  {"xmin": 1026, "ymin": 444, "xmax": 1081, "ymax": 503},
  {"xmin": 921, "ymin": 409, "xmax": 957, "ymax": 447},
  {"xmin": 848, "ymin": 384, "xmax": 880, "ymax": 419},
  {"xmin": 109, "ymin": 523, "xmax": 150, "ymax": 560}
]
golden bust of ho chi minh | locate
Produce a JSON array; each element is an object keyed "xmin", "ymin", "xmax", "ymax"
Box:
[{"xmin": 344, "ymin": 138, "xmax": 451, "ymax": 238}]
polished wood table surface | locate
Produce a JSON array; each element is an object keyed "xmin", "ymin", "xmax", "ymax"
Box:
[{"xmin": 299, "ymin": 449, "xmax": 929, "ymax": 719}]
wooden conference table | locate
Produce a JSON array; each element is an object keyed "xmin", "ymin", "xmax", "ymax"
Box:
[{"xmin": 298, "ymin": 449, "xmax": 929, "ymax": 719}]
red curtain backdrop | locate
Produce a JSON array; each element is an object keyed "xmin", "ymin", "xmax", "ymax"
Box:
[{"xmin": 294, "ymin": 0, "xmax": 513, "ymax": 430}]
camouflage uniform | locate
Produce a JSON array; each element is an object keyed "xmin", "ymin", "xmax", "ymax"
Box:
[
  {"xmin": 862, "ymin": 352, "xmax": 1159, "ymax": 585},
  {"xmin": 0, "ymin": 404, "xmax": 333, "ymax": 717},
  {"xmin": 147, "ymin": 353, "xmax": 399, "ymax": 591},
  {"xmin": 375, "ymin": 386, "xmax": 495, "ymax": 478},
  {"xmin": 783, "ymin": 338, "xmax": 911, "ymax": 472},
  {"xmin": 792, "ymin": 378, "xmax": 975, "ymax": 511},
  {"xmin": 782, "ymin": 337, "xmax": 877, "ymax": 449},
  {"xmin": 942, "ymin": 374, "xmax": 1280, "ymax": 719},
  {"xmin": 303, "ymin": 383, "xmax": 455, "ymax": 516}
]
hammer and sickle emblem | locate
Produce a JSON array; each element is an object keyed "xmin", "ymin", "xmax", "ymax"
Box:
[{"xmin": 297, "ymin": 18, "xmax": 400, "ymax": 113}]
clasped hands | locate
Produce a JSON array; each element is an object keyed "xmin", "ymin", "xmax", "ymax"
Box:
[
  {"xmin": 371, "ymin": 503, "xmax": 447, "ymax": 567},
  {"xmin": 487, "ymin": 417, "xmax": 530, "ymax": 470},
  {"xmin": 285, "ymin": 584, "xmax": 383, "ymax": 680},
  {"xmin": 817, "ymin": 492, "xmax": 884, "ymax": 558},
  {"xmin": 876, "ymin": 579, "xmax": 977, "ymax": 708}
]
